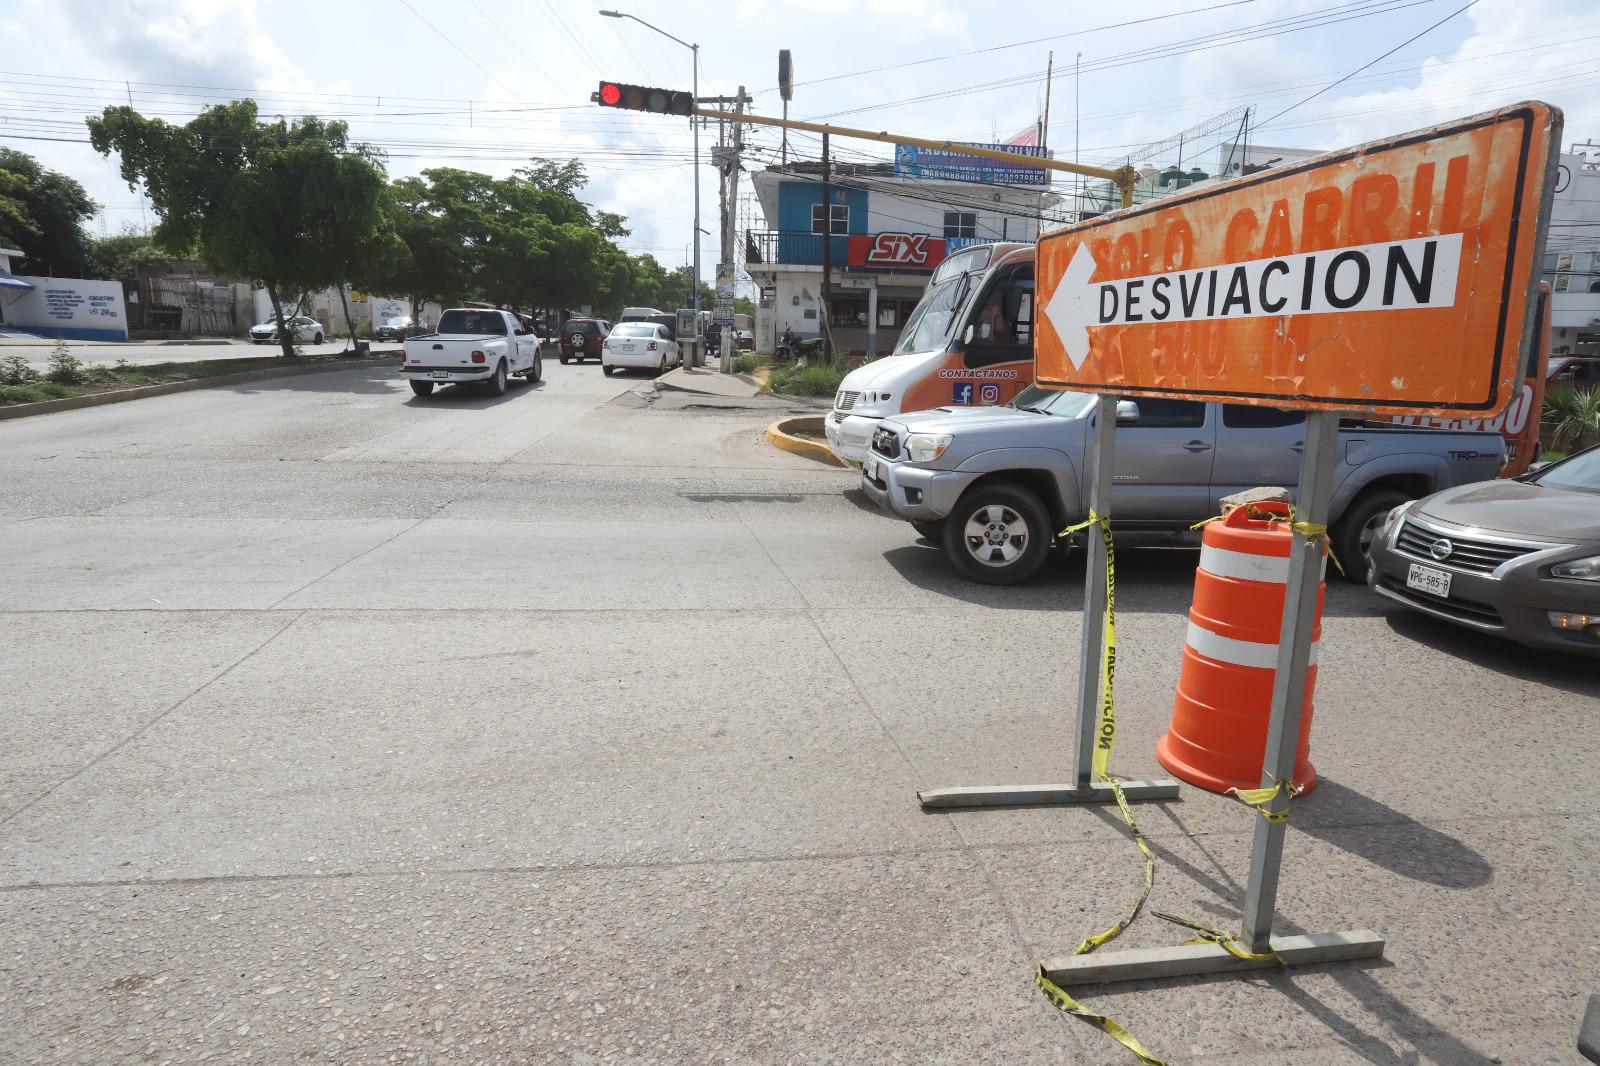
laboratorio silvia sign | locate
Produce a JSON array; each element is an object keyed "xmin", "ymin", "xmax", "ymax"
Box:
[{"xmin": 894, "ymin": 142, "xmax": 1050, "ymax": 186}]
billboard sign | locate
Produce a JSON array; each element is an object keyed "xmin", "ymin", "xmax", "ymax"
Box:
[
  {"xmin": 1035, "ymin": 103, "xmax": 1561, "ymax": 415},
  {"xmin": 895, "ymin": 142, "xmax": 1049, "ymax": 186},
  {"xmin": 847, "ymin": 232, "xmax": 948, "ymax": 271}
]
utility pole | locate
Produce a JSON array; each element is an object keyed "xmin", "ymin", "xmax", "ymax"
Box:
[
  {"xmin": 705, "ymin": 86, "xmax": 752, "ymax": 369},
  {"xmin": 1040, "ymin": 52, "xmax": 1053, "ymax": 234},
  {"xmin": 818, "ymin": 130, "xmax": 831, "ymax": 361}
]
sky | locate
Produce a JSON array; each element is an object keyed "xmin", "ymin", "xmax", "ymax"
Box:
[{"xmin": 2, "ymin": 0, "xmax": 1597, "ymax": 281}]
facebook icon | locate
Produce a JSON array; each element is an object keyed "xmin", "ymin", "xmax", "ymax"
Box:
[{"xmin": 952, "ymin": 381, "xmax": 975, "ymax": 405}]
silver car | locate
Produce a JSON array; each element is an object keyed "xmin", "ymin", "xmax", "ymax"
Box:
[{"xmin": 1368, "ymin": 444, "xmax": 1600, "ymax": 657}]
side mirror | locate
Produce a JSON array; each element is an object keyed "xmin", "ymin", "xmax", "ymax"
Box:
[
  {"xmin": 1116, "ymin": 399, "xmax": 1141, "ymax": 424},
  {"xmin": 963, "ymin": 324, "xmax": 974, "ymax": 345}
]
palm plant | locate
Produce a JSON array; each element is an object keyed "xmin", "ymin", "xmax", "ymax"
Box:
[{"xmin": 1543, "ymin": 382, "xmax": 1600, "ymax": 452}]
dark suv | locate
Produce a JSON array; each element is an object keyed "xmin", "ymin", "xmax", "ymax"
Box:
[{"xmin": 560, "ymin": 318, "xmax": 608, "ymax": 363}]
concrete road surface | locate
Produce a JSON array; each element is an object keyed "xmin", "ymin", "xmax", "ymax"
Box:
[{"xmin": 1, "ymin": 361, "xmax": 1596, "ymax": 1065}]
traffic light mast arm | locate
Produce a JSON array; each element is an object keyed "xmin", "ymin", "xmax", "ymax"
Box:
[{"xmin": 692, "ymin": 107, "xmax": 1137, "ymax": 208}]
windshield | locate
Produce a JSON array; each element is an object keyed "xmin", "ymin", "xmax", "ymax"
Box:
[
  {"xmin": 892, "ymin": 274, "xmax": 970, "ymax": 355},
  {"xmin": 437, "ymin": 309, "xmax": 505, "ymax": 335},
  {"xmin": 383, "ymin": 317, "xmax": 410, "ymax": 327},
  {"xmin": 1534, "ymin": 447, "xmax": 1600, "ymax": 495},
  {"xmin": 613, "ymin": 324, "xmax": 654, "ymax": 337},
  {"xmin": 930, "ymin": 245, "xmax": 993, "ymax": 285},
  {"xmin": 1010, "ymin": 385, "xmax": 1096, "ymax": 416}
]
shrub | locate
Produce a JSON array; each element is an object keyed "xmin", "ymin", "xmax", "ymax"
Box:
[
  {"xmin": 0, "ymin": 354, "xmax": 37, "ymax": 386},
  {"xmin": 1544, "ymin": 383, "xmax": 1600, "ymax": 452},
  {"xmin": 45, "ymin": 341, "xmax": 88, "ymax": 385},
  {"xmin": 768, "ymin": 362, "xmax": 849, "ymax": 397},
  {"xmin": 731, "ymin": 354, "xmax": 761, "ymax": 375}
]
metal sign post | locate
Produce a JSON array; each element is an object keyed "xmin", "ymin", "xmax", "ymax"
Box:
[{"xmin": 917, "ymin": 395, "xmax": 1180, "ymax": 809}]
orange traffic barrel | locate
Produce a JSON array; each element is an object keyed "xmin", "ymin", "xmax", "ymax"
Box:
[{"xmin": 1156, "ymin": 502, "xmax": 1322, "ymax": 795}]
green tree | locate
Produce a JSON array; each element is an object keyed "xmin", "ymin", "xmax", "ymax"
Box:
[
  {"xmin": 733, "ymin": 295, "xmax": 756, "ymax": 318},
  {"xmin": 87, "ymin": 100, "xmax": 388, "ymax": 357},
  {"xmin": 85, "ymin": 226, "xmax": 165, "ymax": 279},
  {"xmin": 0, "ymin": 149, "xmax": 98, "ymax": 277}
]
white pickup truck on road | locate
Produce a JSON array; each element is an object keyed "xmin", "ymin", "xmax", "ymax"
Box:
[{"xmin": 401, "ymin": 308, "xmax": 542, "ymax": 398}]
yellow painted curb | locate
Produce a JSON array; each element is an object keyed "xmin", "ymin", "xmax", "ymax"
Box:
[{"xmin": 765, "ymin": 416, "xmax": 848, "ymax": 468}]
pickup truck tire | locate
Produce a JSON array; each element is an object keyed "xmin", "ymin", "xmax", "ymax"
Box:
[
  {"xmin": 943, "ymin": 483, "xmax": 1052, "ymax": 586},
  {"xmin": 523, "ymin": 351, "xmax": 542, "ymax": 383},
  {"xmin": 1332, "ymin": 488, "xmax": 1409, "ymax": 583},
  {"xmin": 486, "ymin": 360, "xmax": 508, "ymax": 396},
  {"xmin": 409, "ymin": 380, "xmax": 434, "ymax": 397}
]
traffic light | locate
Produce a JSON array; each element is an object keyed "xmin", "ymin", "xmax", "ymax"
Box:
[{"xmin": 593, "ymin": 81, "xmax": 693, "ymax": 116}]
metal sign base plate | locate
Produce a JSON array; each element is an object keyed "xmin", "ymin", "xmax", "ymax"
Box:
[
  {"xmin": 1042, "ymin": 929, "xmax": 1385, "ymax": 985},
  {"xmin": 917, "ymin": 780, "xmax": 1179, "ymax": 809}
]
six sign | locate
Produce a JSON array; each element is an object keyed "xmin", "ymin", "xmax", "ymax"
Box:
[{"xmin": 1036, "ymin": 103, "xmax": 1561, "ymax": 415}]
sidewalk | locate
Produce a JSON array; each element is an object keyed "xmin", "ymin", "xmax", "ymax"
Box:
[{"xmin": 655, "ymin": 364, "xmax": 762, "ymax": 399}]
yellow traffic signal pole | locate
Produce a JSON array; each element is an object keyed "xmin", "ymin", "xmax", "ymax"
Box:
[{"xmin": 691, "ymin": 107, "xmax": 1139, "ymax": 208}]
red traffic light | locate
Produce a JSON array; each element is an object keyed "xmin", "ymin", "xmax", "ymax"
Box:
[{"xmin": 594, "ymin": 80, "xmax": 692, "ymax": 116}]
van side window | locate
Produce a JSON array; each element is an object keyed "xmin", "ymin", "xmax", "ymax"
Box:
[
  {"xmin": 1222, "ymin": 404, "xmax": 1304, "ymax": 428},
  {"xmin": 963, "ymin": 272, "xmax": 1033, "ymax": 369}
]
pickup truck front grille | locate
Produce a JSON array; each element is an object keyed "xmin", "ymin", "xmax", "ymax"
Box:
[
  {"xmin": 871, "ymin": 426, "xmax": 900, "ymax": 459},
  {"xmin": 1393, "ymin": 519, "xmax": 1538, "ymax": 575},
  {"xmin": 835, "ymin": 390, "xmax": 860, "ymax": 412}
]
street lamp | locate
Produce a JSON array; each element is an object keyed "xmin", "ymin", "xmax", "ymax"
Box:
[{"xmin": 600, "ymin": 9, "xmax": 701, "ymax": 320}]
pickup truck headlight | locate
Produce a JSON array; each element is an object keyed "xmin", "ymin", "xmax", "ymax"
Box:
[
  {"xmin": 1551, "ymin": 555, "xmax": 1600, "ymax": 581},
  {"xmin": 905, "ymin": 432, "xmax": 952, "ymax": 463}
]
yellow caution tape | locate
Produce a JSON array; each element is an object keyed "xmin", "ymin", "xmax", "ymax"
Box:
[
  {"xmin": 1038, "ymin": 512, "xmax": 1170, "ymax": 1066},
  {"xmin": 1226, "ymin": 776, "xmax": 1304, "ymax": 823},
  {"xmin": 1187, "ymin": 506, "xmax": 1344, "ymax": 575},
  {"xmin": 1150, "ymin": 911, "xmax": 1286, "ymax": 965},
  {"xmin": 1036, "ymin": 966, "xmax": 1169, "ymax": 1066}
]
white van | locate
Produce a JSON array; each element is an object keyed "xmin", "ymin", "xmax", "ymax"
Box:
[{"xmin": 826, "ymin": 243, "xmax": 1037, "ymax": 463}]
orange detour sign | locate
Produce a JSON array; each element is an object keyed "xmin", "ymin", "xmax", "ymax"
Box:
[{"xmin": 1037, "ymin": 102, "xmax": 1562, "ymax": 415}]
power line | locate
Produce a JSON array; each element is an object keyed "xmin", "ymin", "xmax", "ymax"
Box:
[
  {"xmin": 396, "ymin": 0, "xmax": 531, "ymax": 106},
  {"xmin": 1254, "ymin": 0, "xmax": 1479, "ymax": 130}
]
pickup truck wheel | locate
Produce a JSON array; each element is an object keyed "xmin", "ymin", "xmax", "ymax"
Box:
[
  {"xmin": 409, "ymin": 380, "xmax": 434, "ymax": 397},
  {"xmin": 529, "ymin": 351, "xmax": 542, "ymax": 382},
  {"xmin": 486, "ymin": 360, "xmax": 508, "ymax": 396},
  {"xmin": 912, "ymin": 521, "xmax": 943, "ymax": 543},
  {"xmin": 943, "ymin": 484, "xmax": 1051, "ymax": 586},
  {"xmin": 1332, "ymin": 488, "xmax": 1409, "ymax": 584}
]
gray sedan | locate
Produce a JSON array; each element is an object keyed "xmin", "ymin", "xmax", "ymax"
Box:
[{"xmin": 1368, "ymin": 445, "xmax": 1600, "ymax": 656}]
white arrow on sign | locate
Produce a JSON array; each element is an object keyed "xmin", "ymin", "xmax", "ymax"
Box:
[{"xmin": 1043, "ymin": 244, "xmax": 1099, "ymax": 369}]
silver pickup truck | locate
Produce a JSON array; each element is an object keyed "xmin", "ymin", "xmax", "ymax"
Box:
[{"xmin": 861, "ymin": 384, "xmax": 1507, "ymax": 585}]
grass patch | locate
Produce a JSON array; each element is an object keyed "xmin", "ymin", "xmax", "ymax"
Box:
[
  {"xmin": 768, "ymin": 361, "xmax": 849, "ymax": 398},
  {"xmin": 0, "ymin": 351, "xmax": 373, "ymax": 407},
  {"xmin": 731, "ymin": 353, "xmax": 763, "ymax": 375}
]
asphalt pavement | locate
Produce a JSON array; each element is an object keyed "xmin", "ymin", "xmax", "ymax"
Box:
[{"xmin": 1, "ymin": 359, "xmax": 1595, "ymax": 1064}]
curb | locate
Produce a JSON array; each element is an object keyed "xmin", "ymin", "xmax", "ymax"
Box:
[
  {"xmin": 0, "ymin": 356, "xmax": 401, "ymax": 421},
  {"xmin": 764, "ymin": 415, "xmax": 848, "ymax": 468}
]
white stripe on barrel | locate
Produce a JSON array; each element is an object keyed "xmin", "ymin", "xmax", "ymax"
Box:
[
  {"xmin": 1186, "ymin": 620, "xmax": 1321, "ymax": 670},
  {"xmin": 1199, "ymin": 544, "xmax": 1328, "ymax": 584}
]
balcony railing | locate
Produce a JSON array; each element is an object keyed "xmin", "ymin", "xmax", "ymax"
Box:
[{"xmin": 747, "ymin": 229, "xmax": 849, "ymax": 267}]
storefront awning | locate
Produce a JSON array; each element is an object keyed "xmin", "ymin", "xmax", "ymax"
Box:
[{"xmin": 0, "ymin": 269, "xmax": 34, "ymax": 292}]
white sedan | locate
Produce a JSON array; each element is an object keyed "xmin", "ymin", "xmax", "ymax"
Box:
[
  {"xmin": 602, "ymin": 322, "xmax": 681, "ymax": 376},
  {"xmin": 249, "ymin": 315, "xmax": 325, "ymax": 344}
]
